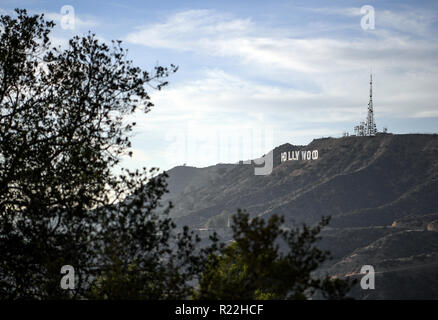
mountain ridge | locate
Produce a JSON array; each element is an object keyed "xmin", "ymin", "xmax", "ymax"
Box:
[
  {"xmin": 165, "ymin": 133, "xmax": 438, "ymax": 228},
  {"xmin": 159, "ymin": 133, "xmax": 438, "ymax": 299}
]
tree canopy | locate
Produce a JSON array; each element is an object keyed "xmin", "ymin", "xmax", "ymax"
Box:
[
  {"xmin": 0, "ymin": 9, "xmax": 207, "ymax": 299},
  {"xmin": 193, "ymin": 210, "xmax": 354, "ymax": 300},
  {"xmin": 0, "ymin": 9, "xmax": 354, "ymax": 300}
]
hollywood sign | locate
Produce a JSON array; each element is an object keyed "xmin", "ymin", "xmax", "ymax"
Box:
[{"xmin": 281, "ymin": 150, "xmax": 319, "ymax": 162}]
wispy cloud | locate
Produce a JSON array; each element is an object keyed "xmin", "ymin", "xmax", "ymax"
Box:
[
  {"xmin": 123, "ymin": 6, "xmax": 438, "ymax": 168},
  {"xmin": 125, "ymin": 8, "xmax": 438, "ymax": 75},
  {"xmin": 126, "ymin": 10, "xmax": 253, "ymax": 51},
  {"xmin": 377, "ymin": 8, "xmax": 437, "ymax": 36},
  {"xmin": 2, "ymin": 1, "xmax": 437, "ymax": 169},
  {"xmin": 44, "ymin": 11, "xmax": 100, "ymax": 31},
  {"xmin": 304, "ymin": 6, "xmax": 438, "ymax": 36},
  {"xmin": 304, "ymin": 7, "xmax": 363, "ymax": 17}
]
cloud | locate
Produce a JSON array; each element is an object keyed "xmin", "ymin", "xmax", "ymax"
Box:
[
  {"xmin": 125, "ymin": 68, "xmax": 357, "ymax": 168},
  {"xmin": 125, "ymin": 9, "xmax": 438, "ymax": 117},
  {"xmin": 304, "ymin": 6, "xmax": 438, "ymax": 36},
  {"xmin": 118, "ymin": 148, "xmax": 150, "ymax": 171},
  {"xmin": 126, "ymin": 9, "xmax": 253, "ymax": 50},
  {"xmin": 124, "ymin": 66, "xmax": 438, "ymax": 169},
  {"xmin": 122, "ymin": 7, "xmax": 438, "ymax": 168},
  {"xmin": 125, "ymin": 8, "xmax": 438, "ymax": 75},
  {"xmin": 0, "ymin": 8, "xmax": 100, "ymax": 31},
  {"xmin": 43, "ymin": 11, "xmax": 99, "ymax": 31},
  {"xmin": 124, "ymin": 8, "xmax": 438, "ymax": 121},
  {"xmin": 141, "ymin": 67, "xmax": 438, "ymax": 127},
  {"xmin": 377, "ymin": 8, "xmax": 438, "ymax": 36},
  {"xmin": 304, "ymin": 7, "xmax": 362, "ymax": 17}
]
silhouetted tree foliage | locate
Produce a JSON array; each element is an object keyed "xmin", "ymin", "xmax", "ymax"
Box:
[
  {"xmin": 0, "ymin": 9, "xmax": 216, "ymax": 299},
  {"xmin": 193, "ymin": 209, "xmax": 355, "ymax": 300},
  {"xmin": 87, "ymin": 169, "xmax": 221, "ymax": 299},
  {"xmin": 0, "ymin": 9, "xmax": 353, "ymax": 300}
]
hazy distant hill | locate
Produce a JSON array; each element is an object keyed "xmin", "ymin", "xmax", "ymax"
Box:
[
  {"xmin": 159, "ymin": 133, "xmax": 438, "ymax": 299},
  {"xmin": 160, "ymin": 163, "xmax": 235, "ymax": 216}
]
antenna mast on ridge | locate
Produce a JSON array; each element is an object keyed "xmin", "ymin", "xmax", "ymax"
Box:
[
  {"xmin": 365, "ymin": 73, "xmax": 377, "ymax": 136},
  {"xmin": 353, "ymin": 71, "xmax": 381, "ymax": 136}
]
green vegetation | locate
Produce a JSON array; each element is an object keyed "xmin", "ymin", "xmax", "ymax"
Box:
[
  {"xmin": 0, "ymin": 9, "xmax": 353, "ymax": 300},
  {"xmin": 194, "ymin": 210, "xmax": 354, "ymax": 300}
]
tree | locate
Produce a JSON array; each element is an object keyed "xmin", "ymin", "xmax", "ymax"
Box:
[
  {"xmin": 0, "ymin": 9, "xmax": 353, "ymax": 300},
  {"xmin": 193, "ymin": 209, "xmax": 355, "ymax": 300},
  {"xmin": 0, "ymin": 9, "xmax": 211, "ymax": 299},
  {"xmin": 87, "ymin": 168, "xmax": 220, "ymax": 299}
]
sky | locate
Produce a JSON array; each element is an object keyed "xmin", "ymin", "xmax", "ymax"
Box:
[{"xmin": 1, "ymin": 0, "xmax": 438, "ymax": 171}]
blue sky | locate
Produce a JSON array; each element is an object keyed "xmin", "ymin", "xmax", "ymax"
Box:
[{"xmin": 1, "ymin": 0, "xmax": 438, "ymax": 171}]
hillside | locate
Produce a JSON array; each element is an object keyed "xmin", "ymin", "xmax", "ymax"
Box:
[
  {"xmin": 165, "ymin": 134, "xmax": 438, "ymax": 227},
  {"xmin": 160, "ymin": 133, "xmax": 438, "ymax": 299}
]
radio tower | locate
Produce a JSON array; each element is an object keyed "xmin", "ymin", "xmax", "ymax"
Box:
[{"xmin": 365, "ymin": 73, "xmax": 377, "ymax": 136}]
